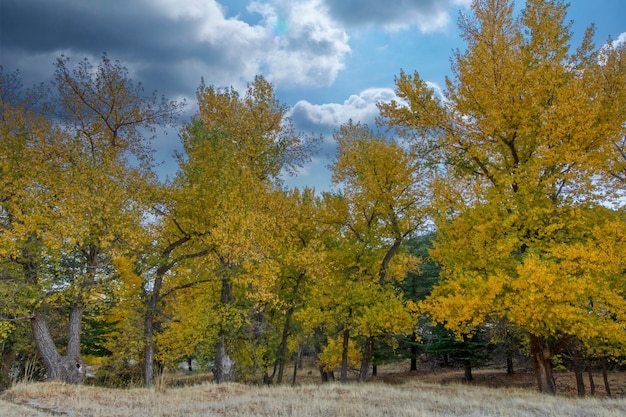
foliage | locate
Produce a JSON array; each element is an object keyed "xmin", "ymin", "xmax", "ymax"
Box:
[
  {"xmin": 380, "ymin": 0, "xmax": 626, "ymax": 393},
  {"xmin": 0, "ymin": 55, "xmax": 181, "ymax": 383}
]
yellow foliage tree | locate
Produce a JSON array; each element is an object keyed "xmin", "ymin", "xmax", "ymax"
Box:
[
  {"xmin": 149, "ymin": 76, "xmax": 315, "ymax": 384},
  {"xmin": 1, "ymin": 57, "xmax": 181, "ymax": 384},
  {"xmin": 380, "ymin": 0, "xmax": 626, "ymax": 394},
  {"xmin": 303, "ymin": 122, "xmax": 427, "ymax": 382}
]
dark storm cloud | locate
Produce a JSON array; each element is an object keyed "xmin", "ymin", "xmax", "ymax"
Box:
[
  {"xmin": 321, "ymin": 0, "xmax": 467, "ymax": 31},
  {"xmin": 0, "ymin": 0, "xmax": 351, "ymax": 96},
  {"xmin": 0, "ymin": 0, "xmax": 206, "ymax": 96},
  {"xmin": 2, "ymin": 0, "xmax": 181, "ymax": 56}
]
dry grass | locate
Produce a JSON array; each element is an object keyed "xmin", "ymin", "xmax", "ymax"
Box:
[{"xmin": 2, "ymin": 377, "xmax": 625, "ymax": 417}]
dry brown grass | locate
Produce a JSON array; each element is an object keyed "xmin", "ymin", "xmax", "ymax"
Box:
[{"xmin": 2, "ymin": 376, "xmax": 625, "ymax": 417}]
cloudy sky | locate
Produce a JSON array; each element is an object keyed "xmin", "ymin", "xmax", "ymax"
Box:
[{"xmin": 1, "ymin": 0, "xmax": 625, "ymax": 191}]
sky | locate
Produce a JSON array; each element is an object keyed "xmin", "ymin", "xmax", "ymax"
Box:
[{"xmin": 1, "ymin": 0, "xmax": 625, "ymax": 191}]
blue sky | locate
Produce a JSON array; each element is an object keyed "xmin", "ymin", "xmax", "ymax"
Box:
[{"xmin": 1, "ymin": 0, "xmax": 625, "ymax": 191}]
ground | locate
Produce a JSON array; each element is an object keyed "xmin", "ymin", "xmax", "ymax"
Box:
[{"xmin": 166, "ymin": 358, "xmax": 626, "ymax": 398}]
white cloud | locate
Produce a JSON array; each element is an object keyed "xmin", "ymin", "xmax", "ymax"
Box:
[
  {"xmin": 249, "ymin": 0, "xmax": 351, "ymax": 87},
  {"xmin": 612, "ymin": 32, "xmax": 626, "ymax": 48},
  {"xmin": 598, "ymin": 32, "xmax": 626, "ymax": 66},
  {"xmin": 289, "ymin": 88, "xmax": 398, "ymax": 133},
  {"xmin": 284, "ymin": 87, "xmax": 407, "ymax": 192}
]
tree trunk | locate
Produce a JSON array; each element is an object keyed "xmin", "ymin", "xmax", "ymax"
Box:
[
  {"xmin": 464, "ymin": 359, "xmax": 473, "ymax": 382},
  {"xmin": 277, "ymin": 272, "xmax": 304, "ymax": 384},
  {"xmin": 587, "ymin": 362, "xmax": 595, "ymax": 396},
  {"xmin": 529, "ymin": 334, "xmax": 556, "ymax": 394},
  {"xmin": 340, "ymin": 328, "xmax": 350, "ymax": 383},
  {"xmin": 358, "ymin": 337, "xmax": 373, "ymax": 382},
  {"xmin": 291, "ymin": 346, "xmax": 300, "ymax": 386},
  {"xmin": 276, "ymin": 301, "xmax": 297, "ymax": 383},
  {"xmin": 143, "ymin": 274, "xmax": 163, "ymax": 387},
  {"xmin": 319, "ymin": 367, "xmax": 335, "ymax": 382},
  {"xmin": 410, "ymin": 333, "xmax": 418, "ymax": 371},
  {"xmin": 276, "ymin": 334, "xmax": 288, "ymax": 384},
  {"xmin": 213, "ymin": 275, "xmax": 235, "ymax": 384},
  {"xmin": 602, "ymin": 357, "xmax": 612, "ymax": 397},
  {"xmin": 573, "ymin": 355, "xmax": 585, "ymax": 397},
  {"xmin": 31, "ymin": 308, "xmax": 86, "ymax": 384},
  {"xmin": 506, "ymin": 355, "xmax": 514, "ymax": 374},
  {"xmin": 213, "ymin": 333, "xmax": 236, "ymax": 383}
]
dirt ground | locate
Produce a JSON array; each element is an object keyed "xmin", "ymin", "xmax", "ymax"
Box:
[
  {"xmin": 367, "ymin": 362, "xmax": 626, "ymax": 398},
  {"xmin": 239, "ymin": 359, "xmax": 626, "ymax": 398},
  {"xmin": 157, "ymin": 357, "xmax": 626, "ymax": 398}
]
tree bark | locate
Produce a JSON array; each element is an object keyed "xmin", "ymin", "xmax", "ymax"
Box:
[
  {"xmin": 573, "ymin": 354, "xmax": 585, "ymax": 397},
  {"xmin": 31, "ymin": 308, "xmax": 86, "ymax": 384},
  {"xmin": 506, "ymin": 355, "xmax": 514, "ymax": 374},
  {"xmin": 276, "ymin": 273, "xmax": 303, "ymax": 384},
  {"xmin": 602, "ymin": 357, "xmax": 612, "ymax": 397},
  {"xmin": 587, "ymin": 362, "xmax": 596, "ymax": 396},
  {"xmin": 291, "ymin": 346, "xmax": 301, "ymax": 386},
  {"xmin": 464, "ymin": 359, "xmax": 473, "ymax": 382},
  {"xmin": 319, "ymin": 367, "xmax": 334, "ymax": 382},
  {"xmin": 213, "ymin": 275, "xmax": 235, "ymax": 383},
  {"xmin": 143, "ymin": 274, "xmax": 163, "ymax": 387},
  {"xmin": 358, "ymin": 336, "xmax": 374, "ymax": 382},
  {"xmin": 213, "ymin": 333, "xmax": 235, "ymax": 383},
  {"xmin": 529, "ymin": 334, "xmax": 556, "ymax": 394},
  {"xmin": 410, "ymin": 332, "xmax": 418, "ymax": 371},
  {"xmin": 340, "ymin": 328, "xmax": 350, "ymax": 383}
]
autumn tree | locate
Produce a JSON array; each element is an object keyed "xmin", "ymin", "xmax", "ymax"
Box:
[
  {"xmin": 0, "ymin": 56, "xmax": 181, "ymax": 384},
  {"xmin": 380, "ymin": 0, "xmax": 626, "ymax": 394},
  {"xmin": 302, "ymin": 122, "xmax": 426, "ymax": 382},
  {"xmin": 250, "ymin": 187, "xmax": 328, "ymax": 384},
  {"xmin": 148, "ymin": 76, "xmax": 315, "ymax": 384}
]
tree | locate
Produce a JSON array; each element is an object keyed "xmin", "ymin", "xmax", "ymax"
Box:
[
  {"xmin": 0, "ymin": 56, "xmax": 181, "ymax": 383},
  {"xmin": 256, "ymin": 187, "xmax": 328, "ymax": 384},
  {"xmin": 301, "ymin": 122, "xmax": 426, "ymax": 382},
  {"xmin": 400, "ymin": 233, "xmax": 440, "ymax": 371},
  {"xmin": 380, "ymin": 0, "xmax": 626, "ymax": 394},
  {"xmin": 152, "ymin": 76, "xmax": 314, "ymax": 384}
]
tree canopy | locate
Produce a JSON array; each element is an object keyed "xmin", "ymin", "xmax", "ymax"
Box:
[
  {"xmin": 1, "ymin": 0, "xmax": 624, "ymax": 397},
  {"xmin": 380, "ymin": 0, "xmax": 626, "ymax": 394}
]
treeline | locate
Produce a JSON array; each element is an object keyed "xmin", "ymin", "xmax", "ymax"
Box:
[{"xmin": 1, "ymin": 0, "xmax": 625, "ymax": 396}]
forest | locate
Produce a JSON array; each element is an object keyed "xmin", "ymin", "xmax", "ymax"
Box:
[{"xmin": 1, "ymin": 0, "xmax": 625, "ymax": 397}]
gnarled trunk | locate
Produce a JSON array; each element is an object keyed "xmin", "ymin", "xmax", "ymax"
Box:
[
  {"xmin": 529, "ymin": 334, "xmax": 556, "ymax": 394},
  {"xmin": 31, "ymin": 307, "xmax": 86, "ymax": 384},
  {"xmin": 213, "ymin": 333, "xmax": 235, "ymax": 383}
]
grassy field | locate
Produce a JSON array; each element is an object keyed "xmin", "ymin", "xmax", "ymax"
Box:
[{"xmin": 1, "ymin": 377, "xmax": 625, "ymax": 417}]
